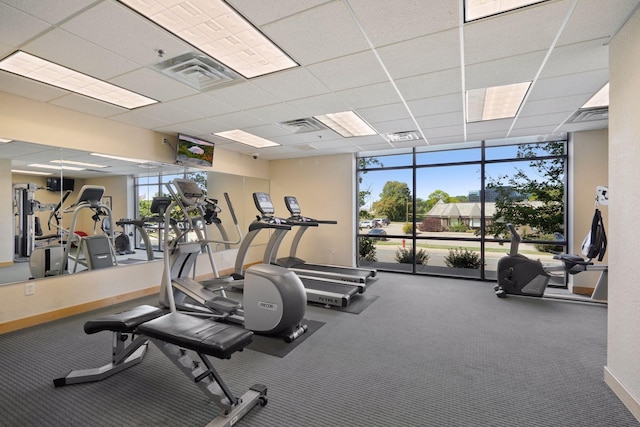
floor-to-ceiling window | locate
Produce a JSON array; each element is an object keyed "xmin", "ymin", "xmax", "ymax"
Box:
[
  {"xmin": 133, "ymin": 171, "xmax": 207, "ymax": 252},
  {"xmin": 357, "ymin": 139, "xmax": 567, "ymax": 284}
]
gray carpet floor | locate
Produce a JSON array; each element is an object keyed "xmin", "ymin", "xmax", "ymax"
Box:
[{"xmin": 0, "ymin": 272, "xmax": 637, "ymax": 426}]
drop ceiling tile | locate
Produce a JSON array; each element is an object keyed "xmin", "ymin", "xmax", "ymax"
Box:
[
  {"xmin": 558, "ymin": 120, "xmax": 608, "ymax": 133},
  {"xmin": 109, "ymin": 110, "xmax": 172, "ymax": 129},
  {"xmin": 378, "ymin": 29, "xmax": 461, "ymax": 80},
  {"xmin": 60, "ymin": 1, "xmax": 193, "ymax": 67},
  {"xmin": 245, "ymin": 103, "xmax": 305, "ymax": 124},
  {"xmin": 251, "ymin": 67, "xmax": 330, "ymax": 101},
  {"xmin": 208, "ymin": 111, "xmax": 268, "ymax": 130},
  {"xmin": 0, "ymin": 72, "xmax": 67, "ymax": 102},
  {"xmin": 417, "ymin": 111, "xmax": 465, "ymax": 129},
  {"xmin": 0, "ymin": 3, "xmax": 50, "ymax": 47},
  {"xmin": 262, "ymin": 1, "xmax": 369, "ymax": 65},
  {"xmin": 358, "ymin": 103, "xmax": 411, "ymax": 124},
  {"xmin": 109, "ymin": 68, "xmax": 198, "ymax": 102},
  {"xmin": 23, "ymin": 28, "xmax": 139, "ymax": 80},
  {"xmin": 427, "ymin": 135, "xmax": 470, "ymax": 146},
  {"xmin": 540, "ymin": 38, "xmax": 609, "ymax": 79},
  {"xmin": 519, "ymin": 93, "xmax": 593, "ymax": 117},
  {"xmin": 423, "ymin": 123, "xmax": 465, "ymax": 139},
  {"xmin": 346, "ymin": 0, "xmax": 460, "ymax": 47},
  {"xmin": 209, "ymin": 82, "xmax": 281, "ymax": 110},
  {"xmin": 557, "ymin": 0, "xmax": 640, "ymax": 46},
  {"xmin": 228, "ymin": 0, "xmax": 330, "ymax": 26},
  {"xmin": 243, "ymin": 123, "xmax": 294, "ymax": 138},
  {"xmin": 154, "ymin": 119, "xmax": 222, "ymax": 137},
  {"xmin": 49, "ymin": 93, "xmax": 127, "ymax": 117},
  {"xmin": 407, "ymin": 94, "xmax": 463, "ymax": 116},
  {"xmin": 287, "ymin": 93, "xmax": 350, "ymax": 117},
  {"xmin": 168, "ymin": 118, "xmax": 228, "ymax": 135},
  {"xmin": 164, "ymin": 94, "xmax": 237, "ymax": 118},
  {"xmin": 336, "ymin": 81, "xmax": 402, "ymax": 110},
  {"xmin": 134, "ymin": 102, "xmax": 202, "ymax": 125},
  {"xmin": 369, "ymin": 118, "xmax": 416, "ymax": 134},
  {"xmin": 463, "ymin": 0, "xmax": 574, "ymax": 65},
  {"xmin": 466, "ymin": 118, "xmax": 513, "ymax": 135},
  {"xmin": 527, "ymin": 69, "xmax": 609, "ymax": 100},
  {"xmin": 0, "ymin": 41, "xmax": 12, "ymax": 57},
  {"xmin": 396, "ymin": 69, "xmax": 462, "ymax": 100},
  {"xmin": 2, "ymin": 0, "xmax": 96, "ymax": 24},
  {"xmin": 307, "ymin": 51, "xmax": 388, "ymax": 92},
  {"xmin": 465, "ymin": 51, "xmax": 545, "ymax": 90},
  {"xmin": 513, "ymin": 112, "xmax": 573, "ymax": 129}
]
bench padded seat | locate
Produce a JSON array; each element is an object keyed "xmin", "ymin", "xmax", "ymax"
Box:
[
  {"xmin": 137, "ymin": 312, "xmax": 253, "ymax": 359},
  {"xmin": 84, "ymin": 305, "xmax": 165, "ymax": 335}
]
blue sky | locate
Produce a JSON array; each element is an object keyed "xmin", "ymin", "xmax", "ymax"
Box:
[{"xmin": 359, "ymin": 146, "xmax": 556, "ymax": 209}]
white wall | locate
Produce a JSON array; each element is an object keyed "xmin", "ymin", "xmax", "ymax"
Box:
[{"xmin": 606, "ymin": 6, "xmax": 640, "ymax": 421}]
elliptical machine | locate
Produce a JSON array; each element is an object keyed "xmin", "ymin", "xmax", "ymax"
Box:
[{"xmin": 158, "ymin": 178, "xmax": 308, "ymax": 342}]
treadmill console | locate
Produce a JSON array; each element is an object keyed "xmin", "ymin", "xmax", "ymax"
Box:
[
  {"xmin": 284, "ymin": 196, "xmax": 301, "ymax": 215},
  {"xmin": 253, "ymin": 192, "xmax": 275, "ymax": 216},
  {"xmin": 150, "ymin": 196, "xmax": 172, "ymax": 215}
]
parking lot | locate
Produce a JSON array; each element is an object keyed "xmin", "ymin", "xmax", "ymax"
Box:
[{"xmin": 361, "ymin": 222, "xmax": 560, "ymax": 271}]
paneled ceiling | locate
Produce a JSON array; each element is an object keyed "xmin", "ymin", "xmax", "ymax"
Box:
[{"xmin": 0, "ymin": 0, "xmax": 638, "ymax": 166}]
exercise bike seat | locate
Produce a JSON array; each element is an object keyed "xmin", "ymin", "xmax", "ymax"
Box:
[{"xmin": 553, "ymin": 254, "xmax": 593, "ymax": 274}]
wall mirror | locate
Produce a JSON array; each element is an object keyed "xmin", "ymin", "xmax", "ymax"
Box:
[{"xmin": 1, "ymin": 140, "xmax": 268, "ymax": 286}]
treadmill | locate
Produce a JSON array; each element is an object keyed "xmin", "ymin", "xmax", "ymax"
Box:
[
  {"xmin": 273, "ymin": 195, "xmax": 376, "ymax": 284},
  {"xmin": 253, "ymin": 192, "xmax": 362, "ymax": 308}
]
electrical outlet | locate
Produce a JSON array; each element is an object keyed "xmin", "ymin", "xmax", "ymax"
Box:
[{"xmin": 25, "ymin": 283, "xmax": 36, "ymax": 296}]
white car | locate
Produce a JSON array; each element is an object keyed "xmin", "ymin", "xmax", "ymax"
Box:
[{"xmin": 359, "ymin": 219, "xmax": 375, "ymax": 228}]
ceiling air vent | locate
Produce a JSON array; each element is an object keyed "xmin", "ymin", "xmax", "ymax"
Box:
[
  {"xmin": 384, "ymin": 130, "xmax": 422, "ymax": 143},
  {"xmin": 152, "ymin": 52, "xmax": 242, "ymax": 91},
  {"xmin": 278, "ymin": 118, "xmax": 327, "ymax": 134},
  {"xmin": 567, "ymin": 107, "xmax": 609, "ymax": 123}
]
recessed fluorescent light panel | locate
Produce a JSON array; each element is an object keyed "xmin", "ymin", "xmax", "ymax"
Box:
[
  {"xmin": 466, "ymin": 82, "xmax": 531, "ymax": 122},
  {"xmin": 582, "ymin": 83, "xmax": 609, "ymax": 108},
  {"xmin": 0, "ymin": 51, "xmax": 157, "ymax": 109},
  {"xmin": 28, "ymin": 163, "xmax": 85, "ymax": 171},
  {"xmin": 465, "ymin": 0, "xmax": 547, "ymax": 22},
  {"xmin": 49, "ymin": 159, "xmax": 109, "ymax": 168},
  {"xmin": 214, "ymin": 130, "xmax": 279, "ymax": 148},
  {"xmin": 314, "ymin": 111, "xmax": 377, "ymax": 137},
  {"xmin": 119, "ymin": 0, "xmax": 297, "ymax": 79},
  {"xmin": 90, "ymin": 153, "xmax": 152, "ymax": 164},
  {"xmin": 11, "ymin": 169, "xmax": 53, "ymax": 176}
]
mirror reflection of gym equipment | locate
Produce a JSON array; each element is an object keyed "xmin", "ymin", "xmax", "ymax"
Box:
[
  {"xmin": 28, "ymin": 185, "xmax": 118, "ymax": 278},
  {"xmin": 13, "ymin": 182, "xmax": 60, "ymax": 261}
]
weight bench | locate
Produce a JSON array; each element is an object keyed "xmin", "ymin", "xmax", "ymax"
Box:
[{"xmin": 54, "ymin": 305, "xmax": 267, "ymax": 427}]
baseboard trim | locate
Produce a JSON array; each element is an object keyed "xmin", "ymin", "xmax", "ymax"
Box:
[
  {"xmin": 0, "ymin": 286, "xmax": 160, "ymax": 335},
  {"xmin": 604, "ymin": 366, "xmax": 640, "ymax": 422}
]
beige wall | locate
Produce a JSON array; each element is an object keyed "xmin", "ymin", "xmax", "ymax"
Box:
[
  {"xmin": 0, "ymin": 92, "xmax": 269, "ymax": 329},
  {"xmin": 269, "ymin": 154, "xmax": 355, "ymax": 267},
  {"xmin": 606, "ymin": 6, "xmax": 640, "ymax": 421},
  {"xmin": 570, "ymin": 129, "xmax": 608, "ymax": 291}
]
